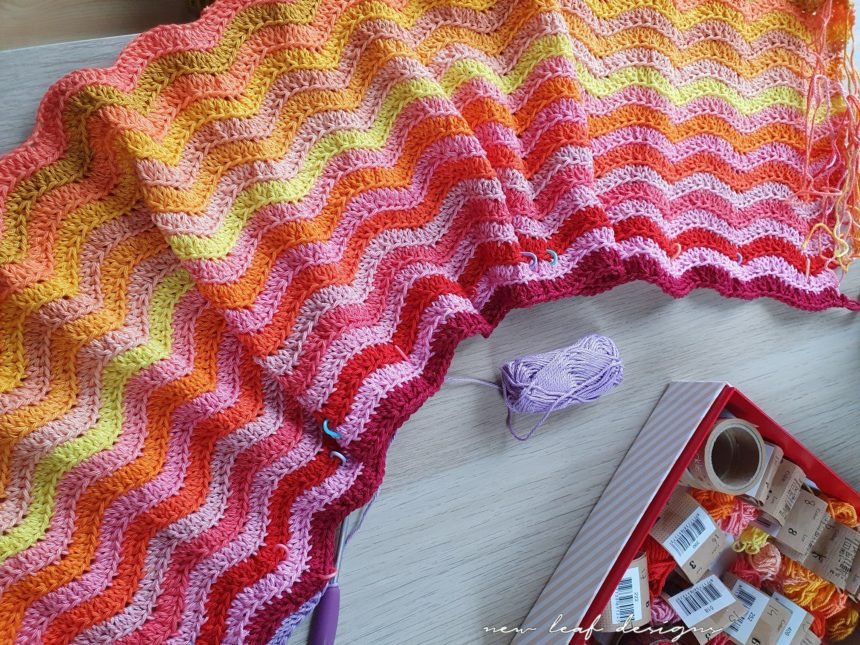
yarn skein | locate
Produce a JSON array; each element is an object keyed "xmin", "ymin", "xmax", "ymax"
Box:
[
  {"xmin": 820, "ymin": 493, "xmax": 860, "ymax": 527},
  {"xmin": 827, "ymin": 604, "xmax": 860, "ymax": 641},
  {"xmin": 748, "ymin": 543, "xmax": 782, "ymax": 583},
  {"xmin": 692, "ymin": 490, "xmax": 760, "ymax": 537},
  {"xmin": 691, "ymin": 489, "xmax": 735, "ymax": 521},
  {"xmin": 649, "ymin": 596, "xmax": 679, "ymax": 625},
  {"xmin": 643, "ymin": 537, "xmax": 676, "ymax": 602},
  {"xmin": 446, "ymin": 334, "xmax": 623, "ymax": 441},
  {"xmin": 733, "ymin": 525, "xmax": 771, "ymax": 554},
  {"xmin": 777, "ymin": 557, "xmax": 847, "ymax": 618},
  {"xmin": 723, "ymin": 500, "xmax": 761, "ymax": 537},
  {"xmin": 729, "ymin": 553, "xmax": 764, "ymax": 587}
]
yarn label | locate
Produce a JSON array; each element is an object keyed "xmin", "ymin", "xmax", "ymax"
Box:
[
  {"xmin": 664, "ymin": 507, "xmax": 714, "ymax": 564},
  {"xmin": 752, "ymin": 514, "xmax": 782, "ymax": 537},
  {"xmin": 775, "ymin": 490, "xmax": 827, "ymax": 559},
  {"xmin": 667, "ymin": 574, "xmax": 740, "ymax": 628},
  {"xmin": 724, "ymin": 574, "xmax": 789, "ymax": 645},
  {"xmin": 611, "ymin": 569, "xmax": 640, "ymax": 624},
  {"xmin": 847, "ymin": 534, "xmax": 860, "ymax": 596},
  {"xmin": 799, "ymin": 629, "xmax": 822, "ymax": 645},
  {"xmin": 772, "ymin": 592, "xmax": 818, "ymax": 645},
  {"xmin": 744, "ymin": 443, "xmax": 783, "ymax": 507},
  {"xmin": 803, "ymin": 516, "xmax": 860, "ymax": 590},
  {"xmin": 651, "ymin": 491, "xmax": 722, "ymax": 582},
  {"xmin": 597, "ymin": 554, "xmax": 650, "ymax": 630},
  {"xmin": 761, "ymin": 460, "xmax": 805, "ymax": 526}
]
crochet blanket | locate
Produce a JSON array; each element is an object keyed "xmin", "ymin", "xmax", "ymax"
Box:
[{"xmin": 0, "ymin": 0, "xmax": 856, "ymax": 642}]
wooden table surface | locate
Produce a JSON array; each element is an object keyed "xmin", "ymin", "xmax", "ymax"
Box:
[
  {"xmin": 2, "ymin": 34, "xmax": 860, "ymax": 645},
  {"xmin": 0, "ymin": 1, "xmax": 192, "ymax": 50}
]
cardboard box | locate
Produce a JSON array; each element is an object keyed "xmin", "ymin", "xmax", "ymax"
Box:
[{"xmin": 512, "ymin": 382, "xmax": 860, "ymax": 645}]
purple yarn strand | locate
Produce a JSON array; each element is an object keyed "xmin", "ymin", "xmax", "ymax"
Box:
[
  {"xmin": 447, "ymin": 334, "xmax": 623, "ymax": 440},
  {"xmin": 268, "ymin": 590, "xmax": 324, "ymax": 644}
]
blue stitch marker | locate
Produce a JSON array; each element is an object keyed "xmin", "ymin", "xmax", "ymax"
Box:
[{"xmin": 322, "ymin": 419, "xmax": 342, "ymax": 439}]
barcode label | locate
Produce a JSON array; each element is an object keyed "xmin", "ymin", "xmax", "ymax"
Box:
[
  {"xmin": 726, "ymin": 578, "xmax": 769, "ymax": 643},
  {"xmin": 677, "ymin": 579, "xmax": 721, "ymax": 613},
  {"xmin": 736, "ymin": 585, "xmax": 757, "ymax": 608},
  {"xmin": 664, "ymin": 507, "xmax": 716, "ymax": 564},
  {"xmin": 610, "ymin": 567, "xmax": 642, "ymax": 624},
  {"xmin": 773, "ymin": 592, "xmax": 809, "ymax": 645},
  {"xmin": 668, "ymin": 575, "xmax": 735, "ymax": 627}
]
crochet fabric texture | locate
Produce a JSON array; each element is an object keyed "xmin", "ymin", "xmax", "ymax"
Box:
[{"xmin": 0, "ymin": 0, "xmax": 856, "ymax": 642}]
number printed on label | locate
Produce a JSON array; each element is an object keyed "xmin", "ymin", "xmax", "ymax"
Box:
[
  {"xmin": 776, "ymin": 490, "xmax": 826, "ymax": 556},
  {"xmin": 772, "ymin": 592, "xmax": 809, "ymax": 645}
]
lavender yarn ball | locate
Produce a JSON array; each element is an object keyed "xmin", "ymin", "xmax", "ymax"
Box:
[{"xmin": 498, "ymin": 334, "xmax": 623, "ymax": 440}]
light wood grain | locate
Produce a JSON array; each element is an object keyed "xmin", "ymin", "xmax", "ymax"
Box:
[
  {"xmin": 0, "ymin": 0, "xmax": 192, "ymax": 50},
  {"xmin": 2, "ymin": 35, "xmax": 860, "ymax": 645},
  {"xmin": 0, "ymin": 35, "xmax": 134, "ymax": 155}
]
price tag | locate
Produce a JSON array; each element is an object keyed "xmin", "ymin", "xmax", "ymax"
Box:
[
  {"xmin": 724, "ymin": 575, "xmax": 789, "ymax": 645},
  {"xmin": 664, "ymin": 507, "xmax": 716, "ymax": 564},
  {"xmin": 846, "ymin": 536, "xmax": 860, "ymax": 596},
  {"xmin": 744, "ymin": 443, "xmax": 783, "ymax": 507}
]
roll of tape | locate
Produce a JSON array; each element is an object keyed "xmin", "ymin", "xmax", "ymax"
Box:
[{"xmin": 681, "ymin": 419, "xmax": 766, "ymax": 494}]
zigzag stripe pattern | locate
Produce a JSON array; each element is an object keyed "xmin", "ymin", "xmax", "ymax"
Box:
[{"xmin": 0, "ymin": 0, "xmax": 855, "ymax": 642}]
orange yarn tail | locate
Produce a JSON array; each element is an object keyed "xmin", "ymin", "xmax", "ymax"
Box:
[{"xmin": 803, "ymin": 0, "xmax": 860, "ymax": 273}]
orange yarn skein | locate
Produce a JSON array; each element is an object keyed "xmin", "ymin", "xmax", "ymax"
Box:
[
  {"xmin": 691, "ymin": 489, "xmax": 735, "ymax": 521},
  {"xmin": 820, "ymin": 493, "xmax": 860, "ymax": 528},
  {"xmin": 691, "ymin": 489, "xmax": 760, "ymax": 535},
  {"xmin": 777, "ymin": 556, "xmax": 847, "ymax": 616},
  {"xmin": 827, "ymin": 603, "xmax": 860, "ymax": 641},
  {"xmin": 643, "ymin": 536, "xmax": 676, "ymax": 601},
  {"xmin": 811, "ymin": 614, "xmax": 827, "ymax": 639}
]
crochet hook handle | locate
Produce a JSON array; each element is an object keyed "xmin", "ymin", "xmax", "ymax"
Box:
[
  {"xmin": 310, "ymin": 517, "xmax": 349, "ymax": 645},
  {"xmin": 309, "ymin": 582, "xmax": 340, "ymax": 645}
]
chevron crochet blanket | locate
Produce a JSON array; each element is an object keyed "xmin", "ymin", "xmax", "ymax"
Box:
[{"xmin": 0, "ymin": 0, "xmax": 857, "ymax": 642}]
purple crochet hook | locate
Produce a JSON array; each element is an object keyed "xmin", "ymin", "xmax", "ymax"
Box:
[{"xmin": 309, "ymin": 520, "xmax": 349, "ymax": 645}]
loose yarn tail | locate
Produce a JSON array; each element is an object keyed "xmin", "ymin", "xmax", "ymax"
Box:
[
  {"xmin": 446, "ymin": 334, "xmax": 623, "ymax": 441},
  {"xmin": 803, "ymin": 0, "xmax": 860, "ymax": 273}
]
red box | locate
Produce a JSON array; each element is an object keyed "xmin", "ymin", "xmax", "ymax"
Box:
[{"xmin": 513, "ymin": 382, "xmax": 860, "ymax": 645}]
